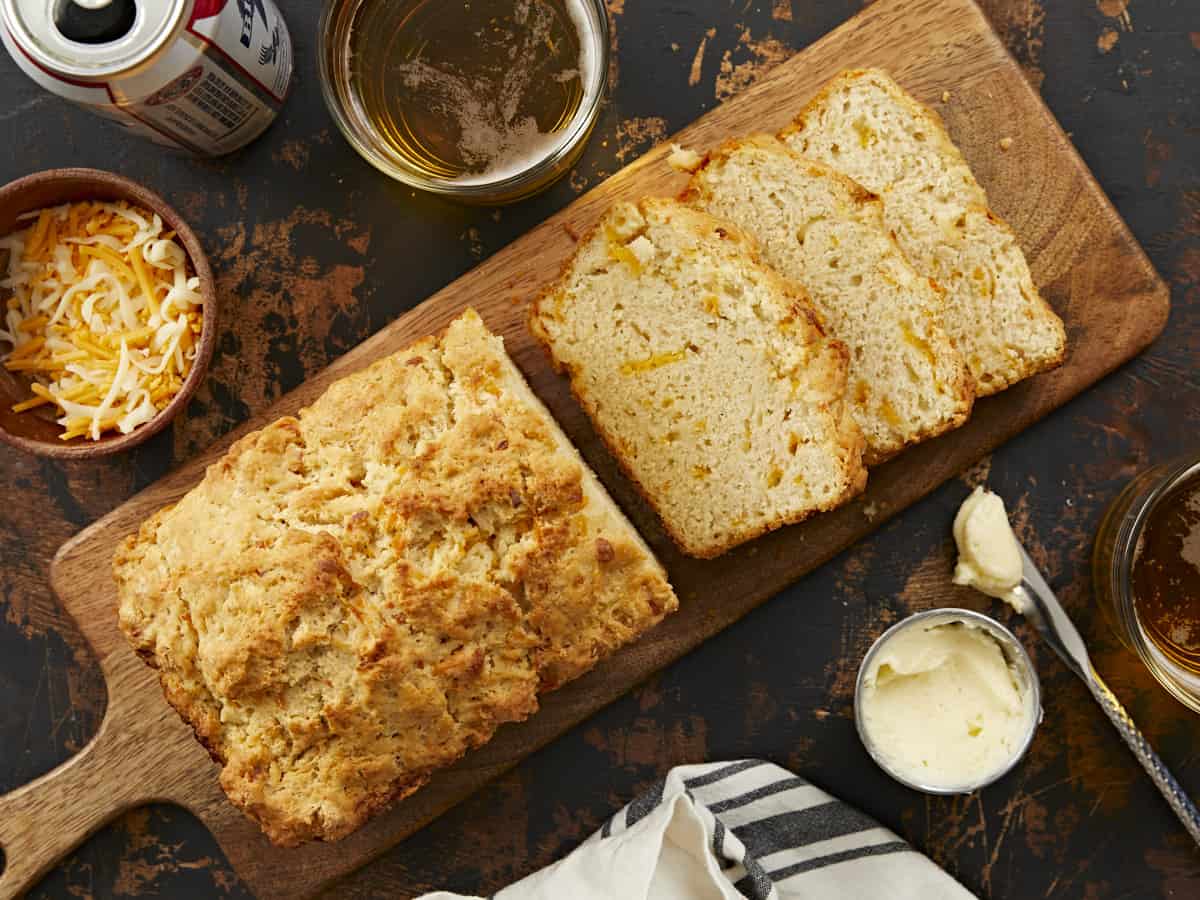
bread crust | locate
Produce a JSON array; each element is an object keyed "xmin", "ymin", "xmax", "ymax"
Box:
[
  {"xmin": 779, "ymin": 69, "xmax": 974, "ymax": 185},
  {"xmin": 114, "ymin": 309, "xmax": 677, "ymax": 846}
]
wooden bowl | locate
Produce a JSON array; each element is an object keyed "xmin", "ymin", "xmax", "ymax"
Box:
[{"xmin": 0, "ymin": 169, "xmax": 216, "ymax": 459}]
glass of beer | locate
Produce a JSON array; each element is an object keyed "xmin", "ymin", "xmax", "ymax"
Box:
[
  {"xmin": 1093, "ymin": 453, "xmax": 1200, "ymax": 712},
  {"xmin": 319, "ymin": 0, "xmax": 608, "ymax": 204}
]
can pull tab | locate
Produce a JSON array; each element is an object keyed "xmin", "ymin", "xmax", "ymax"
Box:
[{"xmin": 54, "ymin": 0, "xmax": 137, "ymax": 45}]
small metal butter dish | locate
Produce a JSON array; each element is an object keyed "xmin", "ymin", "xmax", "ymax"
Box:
[{"xmin": 854, "ymin": 607, "xmax": 1042, "ymax": 795}]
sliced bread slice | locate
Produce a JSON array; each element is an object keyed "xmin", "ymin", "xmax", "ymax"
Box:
[
  {"xmin": 781, "ymin": 68, "xmax": 1066, "ymax": 395},
  {"xmin": 529, "ymin": 197, "xmax": 867, "ymax": 558},
  {"xmin": 681, "ymin": 134, "xmax": 973, "ymax": 462}
]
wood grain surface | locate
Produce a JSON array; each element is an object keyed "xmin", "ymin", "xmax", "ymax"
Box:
[{"xmin": 0, "ymin": 0, "xmax": 1174, "ymax": 897}]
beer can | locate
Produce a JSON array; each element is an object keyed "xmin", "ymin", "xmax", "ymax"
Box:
[{"xmin": 1, "ymin": 0, "xmax": 293, "ymax": 156}]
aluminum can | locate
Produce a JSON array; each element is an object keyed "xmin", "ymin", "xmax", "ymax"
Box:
[{"xmin": 1, "ymin": 0, "xmax": 293, "ymax": 156}]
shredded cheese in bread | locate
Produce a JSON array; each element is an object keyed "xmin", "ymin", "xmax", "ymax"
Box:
[{"xmin": 0, "ymin": 202, "xmax": 204, "ymax": 440}]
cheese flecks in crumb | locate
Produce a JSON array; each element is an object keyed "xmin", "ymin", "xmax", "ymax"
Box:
[
  {"xmin": 952, "ymin": 486, "xmax": 1027, "ymax": 613},
  {"xmin": 0, "ymin": 201, "xmax": 203, "ymax": 440}
]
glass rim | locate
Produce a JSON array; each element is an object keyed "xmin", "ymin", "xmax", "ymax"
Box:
[
  {"xmin": 1106, "ymin": 455, "xmax": 1200, "ymax": 712},
  {"xmin": 317, "ymin": 0, "xmax": 610, "ymax": 201}
]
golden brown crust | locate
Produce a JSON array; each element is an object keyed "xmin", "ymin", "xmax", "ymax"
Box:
[
  {"xmin": 114, "ymin": 309, "xmax": 677, "ymax": 846},
  {"xmin": 780, "ymin": 69, "xmax": 969, "ymax": 173},
  {"xmin": 679, "ymin": 133, "xmax": 880, "ymax": 210}
]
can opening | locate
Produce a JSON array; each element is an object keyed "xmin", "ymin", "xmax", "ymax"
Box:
[{"xmin": 54, "ymin": 0, "xmax": 137, "ymax": 45}]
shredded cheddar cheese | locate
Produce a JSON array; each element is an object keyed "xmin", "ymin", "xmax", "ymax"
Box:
[
  {"xmin": 620, "ymin": 348, "xmax": 688, "ymax": 375},
  {"xmin": 0, "ymin": 201, "xmax": 203, "ymax": 440}
]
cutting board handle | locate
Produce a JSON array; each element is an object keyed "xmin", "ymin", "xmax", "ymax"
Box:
[{"xmin": 0, "ymin": 701, "xmax": 155, "ymax": 899}]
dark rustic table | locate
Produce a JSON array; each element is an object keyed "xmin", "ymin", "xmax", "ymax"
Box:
[{"xmin": 2, "ymin": 1, "xmax": 1197, "ymax": 897}]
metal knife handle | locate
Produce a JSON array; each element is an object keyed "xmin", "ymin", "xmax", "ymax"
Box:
[{"xmin": 1087, "ymin": 671, "xmax": 1200, "ymax": 845}]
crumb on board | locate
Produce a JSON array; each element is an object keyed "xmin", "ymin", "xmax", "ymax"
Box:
[
  {"xmin": 863, "ymin": 501, "xmax": 879, "ymax": 520},
  {"xmin": 667, "ymin": 143, "xmax": 704, "ymax": 173},
  {"xmin": 562, "ymin": 222, "xmax": 579, "ymax": 242},
  {"xmin": 941, "ymin": 90, "xmax": 951, "ymax": 102},
  {"xmin": 999, "ymin": 136, "xmax": 1014, "ymax": 151}
]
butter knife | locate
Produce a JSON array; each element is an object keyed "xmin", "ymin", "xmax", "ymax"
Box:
[{"xmin": 1012, "ymin": 543, "xmax": 1200, "ymax": 845}]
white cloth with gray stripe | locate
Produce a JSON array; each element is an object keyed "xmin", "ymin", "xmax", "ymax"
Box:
[{"xmin": 419, "ymin": 760, "xmax": 976, "ymax": 899}]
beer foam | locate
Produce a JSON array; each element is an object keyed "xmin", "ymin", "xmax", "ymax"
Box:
[
  {"xmin": 391, "ymin": 0, "xmax": 602, "ymax": 186},
  {"xmin": 454, "ymin": 114, "xmax": 574, "ymax": 186}
]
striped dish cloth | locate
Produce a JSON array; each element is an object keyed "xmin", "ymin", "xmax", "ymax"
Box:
[{"xmin": 420, "ymin": 759, "xmax": 976, "ymax": 899}]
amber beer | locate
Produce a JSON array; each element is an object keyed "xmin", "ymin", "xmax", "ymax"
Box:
[
  {"xmin": 1131, "ymin": 474, "xmax": 1200, "ymax": 675},
  {"xmin": 321, "ymin": 0, "xmax": 607, "ymax": 202},
  {"xmin": 1, "ymin": 0, "xmax": 292, "ymax": 156},
  {"xmin": 1094, "ymin": 457, "xmax": 1200, "ymax": 713}
]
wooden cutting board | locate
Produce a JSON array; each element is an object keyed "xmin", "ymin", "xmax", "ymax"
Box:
[{"xmin": 0, "ymin": 0, "xmax": 1169, "ymax": 896}]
